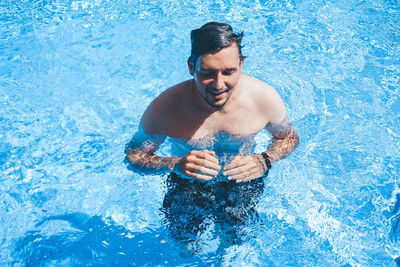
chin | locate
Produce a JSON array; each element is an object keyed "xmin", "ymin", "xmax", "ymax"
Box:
[
  {"xmin": 203, "ymin": 93, "xmax": 230, "ymax": 109},
  {"xmin": 210, "ymin": 104, "xmax": 224, "ymax": 109},
  {"xmin": 207, "ymin": 100, "xmax": 227, "ymax": 109}
]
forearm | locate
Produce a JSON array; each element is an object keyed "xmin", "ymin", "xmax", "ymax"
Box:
[
  {"xmin": 126, "ymin": 150, "xmax": 180, "ymax": 171},
  {"xmin": 264, "ymin": 128, "xmax": 299, "ymax": 163}
]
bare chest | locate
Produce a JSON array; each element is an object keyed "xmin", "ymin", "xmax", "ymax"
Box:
[{"xmin": 189, "ymin": 108, "xmax": 267, "ymax": 139}]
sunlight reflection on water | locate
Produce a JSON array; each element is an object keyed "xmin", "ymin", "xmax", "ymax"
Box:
[{"xmin": 1, "ymin": 0, "xmax": 399, "ymax": 265}]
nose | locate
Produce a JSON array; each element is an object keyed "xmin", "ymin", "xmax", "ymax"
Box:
[{"xmin": 212, "ymin": 72, "xmax": 224, "ymax": 90}]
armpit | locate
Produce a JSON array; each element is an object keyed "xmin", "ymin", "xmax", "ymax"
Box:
[{"xmin": 265, "ymin": 118, "xmax": 294, "ymax": 139}]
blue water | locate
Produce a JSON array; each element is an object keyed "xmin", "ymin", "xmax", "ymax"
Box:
[{"xmin": 1, "ymin": 0, "xmax": 399, "ymax": 265}]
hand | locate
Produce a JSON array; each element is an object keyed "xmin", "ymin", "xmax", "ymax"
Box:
[
  {"xmin": 223, "ymin": 154, "xmax": 267, "ymax": 183},
  {"xmin": 177, "ymin": 150, "xmax": 221, "ymax": 181}
]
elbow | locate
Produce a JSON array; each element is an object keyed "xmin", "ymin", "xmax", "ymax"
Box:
[
  {"xmin": 293, "ymin": 129, "xmax": 299, "ymax": 147},
  {"xmin": 289, "ymin": 129, "xmax": 299, "ymax": 150},
  {"xmin": 124, "ymin": 147, "xmax": 136, "ymax": 155}
]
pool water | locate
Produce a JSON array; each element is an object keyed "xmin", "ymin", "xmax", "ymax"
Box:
[{"xmin": 1, "ymin": 0, "xmax": 399, "ymax": 265}]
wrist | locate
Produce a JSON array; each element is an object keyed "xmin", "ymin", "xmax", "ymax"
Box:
[
  {"xmin": 168, "ymin": 157, "xmax": 182, "ymax": 171},
  {"xmin": 260, "ymin": 152, "xmax": 272, "ymax": 170},
  {"xmin": 250, "ymin": 154, "xmax": 269, "ymax": 175}
]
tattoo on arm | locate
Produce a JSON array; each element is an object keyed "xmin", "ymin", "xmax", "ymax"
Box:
[
  {"xmin": 265, "ymin": 119, "xmax": 299, "ymax": 163},
  {"xmin": 124, "ymin": 126, "xmax": 179, "ymax": 172},
  {"xmin": 125, "ymin": 143, "xmax": 180, "ymax": 171},
  {"xmin": 126, "ymin": 149, "xmax": 179, "ymax": 171}
]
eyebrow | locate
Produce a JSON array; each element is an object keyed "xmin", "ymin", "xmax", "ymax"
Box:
[
  {"xmin": 224, "ymin": 67, "xmax": 238, "ymax": 72},
  {"xmin": 199, "ymin": 67, "xmax": 237, "ymax": 72}
]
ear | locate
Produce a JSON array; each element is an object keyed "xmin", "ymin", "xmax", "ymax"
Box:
[
  {"xmin": 239, "ymin": 58, "xmax": 244, "ymax": 68},
  {"xmin": 187, "ymin": 58, "xmax": 194, "ymax": 76}
]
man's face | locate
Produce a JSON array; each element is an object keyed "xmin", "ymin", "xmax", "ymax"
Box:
[{"xmin": 190, "ymin": 44, "xmax": 243, "ymax": 109}]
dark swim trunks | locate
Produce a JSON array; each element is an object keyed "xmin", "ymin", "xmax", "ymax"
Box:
[{"xmin": 161, "ymin": 172, "xmax": 266, "ymax": 247}]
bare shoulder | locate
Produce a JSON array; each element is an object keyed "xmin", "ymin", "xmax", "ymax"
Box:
[
  {"xmin": 241, "ymin": 75, "xmax": 286, "ymax": 123},
  {"xmin": 141, "ymin": 80, "xmax": 189, "ymax": 135}
]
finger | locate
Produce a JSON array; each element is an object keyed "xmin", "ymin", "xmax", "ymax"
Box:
[
  {"xmin": 236, "ymin": 176, "xmax": 256, "ymax": 183},
  {"xmin": 227, "ymin": 164, "xmax": 261, "ymax": 180},
  {"xmin": 227, "ymin": 171, "xmax": 251, "ymax": 180},
  {"xmin": 195, "ymin": 150, "xmax": 219, "ymax": 164},
  {"xmin": 224, "ymin": 160, "xmax": 245, "ymax": 171},
  {"xmin": 203, "ymin": 153, "xmax": 220, "ymax": 165},
  {"xmin": 186, "ymin": 163, "xmax": 219, "ymax": 176},
  {"xmin": 223, "ymin": 165, "xmax": 250, "ymax": 176},
  {"xmin": 186, "ymin": 170, "xmax": 213, "ymax": 181},
  {"xmin": 235, "ymin": 176, "xmax": 251, "ymax": 183},
  {"xmin": 223, "ymin": 155, "xmax": 243, "ymax": 170},
  {"xmin": 188, "ymin": 153, "xmax": 220, "ymax": 171},
  {"xmin": 223, "ymin": 159, "xmax": 258, "ymax": 175},
  {"xmin": 236, "ymin": 179, "xmax": 249, "ymax": 183},
  {"xmin": 230, "ymin": 168, "xmax": 263, "ymax": 182},
  {"xmin": 189, "ymin": 157, "xmax": 221, "ymax": 172},
  {"xmin": 224, "ymin": 155, "xmax": 254, "ymax": 170},
  {"xmin": 232, "ymin": 155, "xmax": 242, "ymax": 161},
  {"xmin": 202, "ymin": 150, "xmax": 216, "ymax": 157}
]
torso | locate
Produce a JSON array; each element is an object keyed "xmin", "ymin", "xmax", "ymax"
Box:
[
  {"xmin": 169, "ymin": 132, "xmax": 256, "ymax": 157},
  {"xmin": 141, "ymin": 75, "xmax": 285, "ymax": 140}
]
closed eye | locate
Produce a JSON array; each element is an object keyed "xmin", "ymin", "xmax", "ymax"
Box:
[
  {"xmin": 198, "ymin": 69, "xmax": 216, "ymax": 77},
  {"xmin": 222, "ymin": 68, "xmax": 237, "ymax": 76},
  {"xmin": 198, "ymin": 68, "xmax": 237, "ymax": 77}
]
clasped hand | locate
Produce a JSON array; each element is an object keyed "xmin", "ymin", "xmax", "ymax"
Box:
[{"xmin": 177, "ymin": 150, "xmax": 267, "ymax": 183}]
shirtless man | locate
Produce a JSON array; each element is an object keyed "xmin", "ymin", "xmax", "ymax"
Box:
[{"xmin": 126, "ymin": 22, "xmax": 299, "ymax": 183}]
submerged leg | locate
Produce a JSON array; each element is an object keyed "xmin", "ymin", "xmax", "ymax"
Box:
[
  {"xmin": 214, "ymin": 177, "xmax": 265, "ymax": 244},
  {"xmin": 161, "ymin": 173, "xmax": 214, "ymax": 252}
]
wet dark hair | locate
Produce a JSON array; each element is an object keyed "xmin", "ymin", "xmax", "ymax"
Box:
[{"xmin": 189, "ymin": 22, "xmax": 245, "ymax": 66}]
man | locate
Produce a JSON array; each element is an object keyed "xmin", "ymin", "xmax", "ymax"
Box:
[
  {"xmin": 125, "ymin": 22, "xmax": 299, "ymax": 181},
  {"xmin": 125, "ymin": 21, "xmax": 299, "ymax": 250}
]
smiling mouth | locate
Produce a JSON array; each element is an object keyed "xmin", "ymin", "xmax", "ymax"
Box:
[{"xmin": 207, "ymin": 89, "xmax": 228, "ymax": 96}]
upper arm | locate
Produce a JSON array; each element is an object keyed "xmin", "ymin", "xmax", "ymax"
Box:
[
  {"xmin": 251, "ymin": 78, "xmax": 285, "ymax": 120},
  {"xmin": 126, "ymin": 93, "xmax": 170, "ymax": 154},
  {"xmin": 141, "ymin": 85, "xmax": 179, "ymax": 135},
  {"xmin": 265, "ymin": 117, "xmax": 294, "ymax": 139},
  {"xmin": 252, "ymin": 78, "xmax": 292, "ymax": 138},
  {"xmin": 261, "ymin": 83, "xmax": 286, "ymax": 124},
  {"xmin": 140, "ymin": 97, "xmax": 165, "ymax": 135},
  {"xmin": 260, "ymin": 86, "xmax": 296, "ymax": 139}
]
